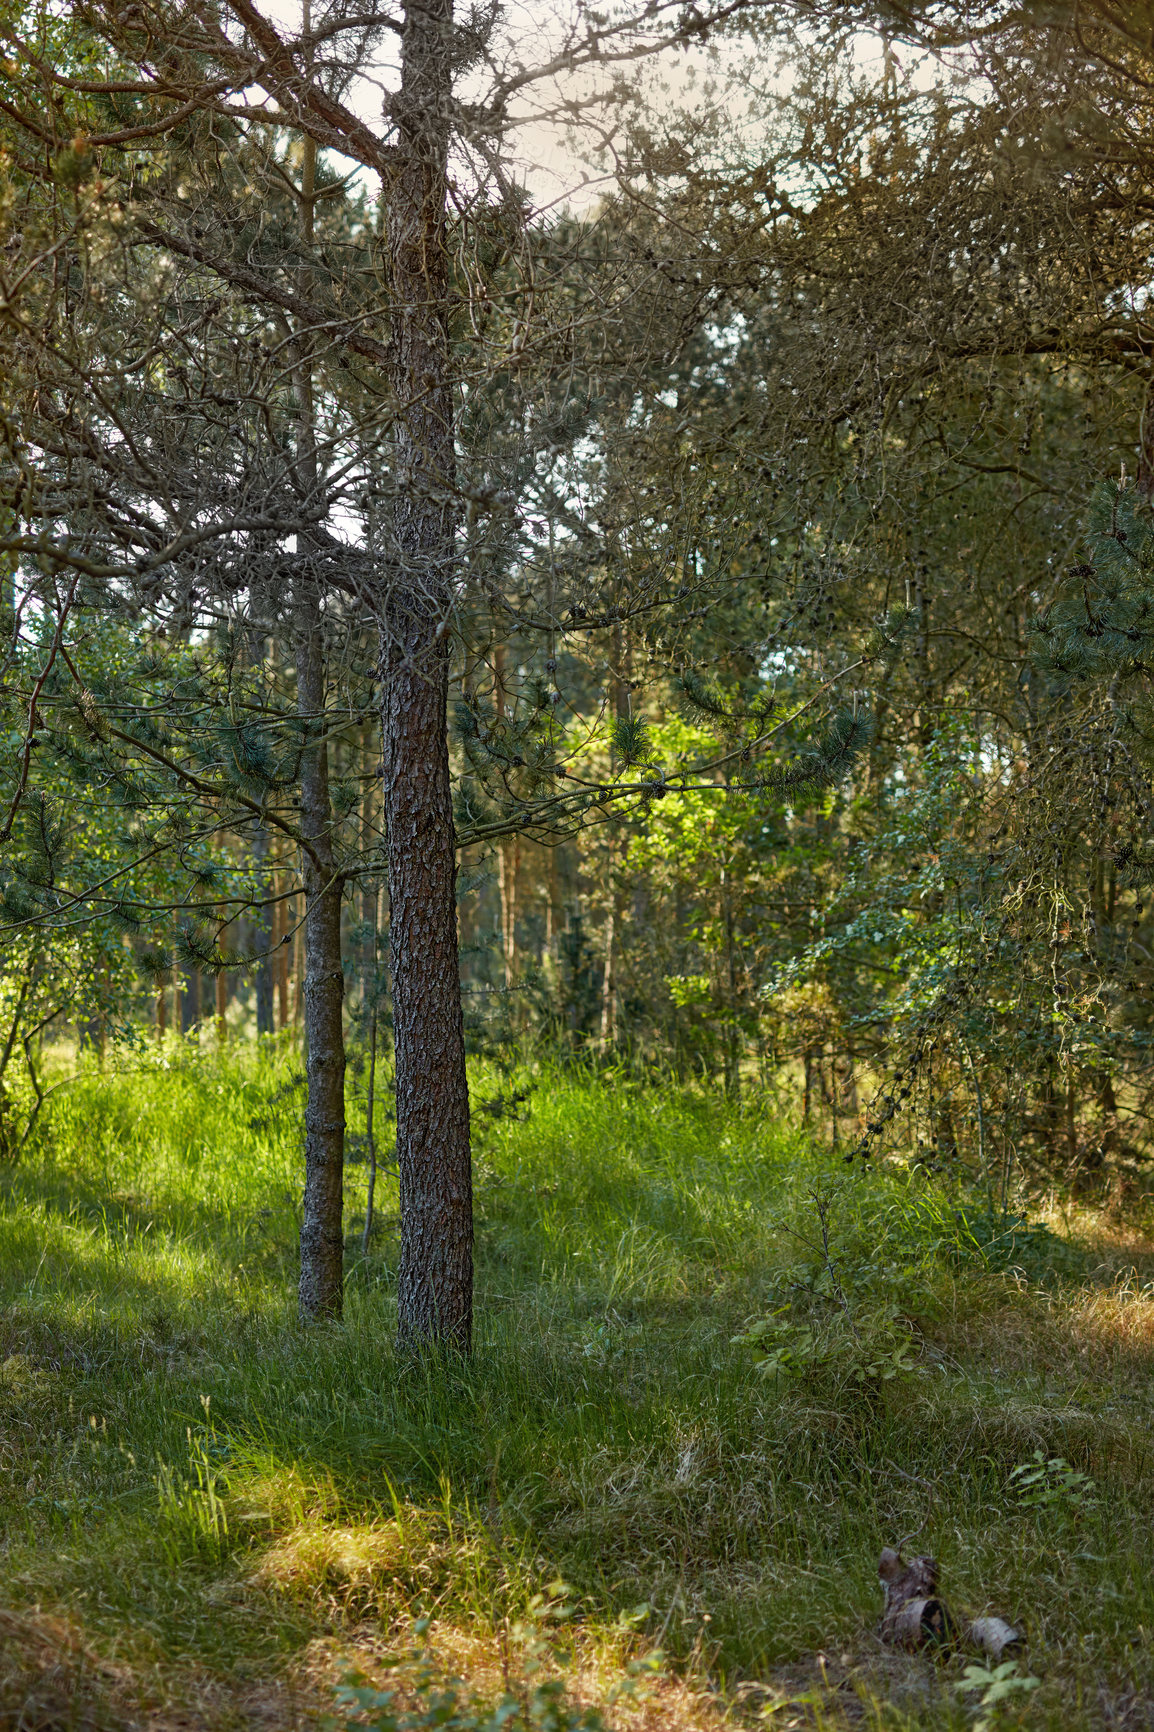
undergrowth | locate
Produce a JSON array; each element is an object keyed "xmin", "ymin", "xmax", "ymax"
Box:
[{"xmin": 0, "ymin": 1037, "xmax": 1151, "ymax": 1730}]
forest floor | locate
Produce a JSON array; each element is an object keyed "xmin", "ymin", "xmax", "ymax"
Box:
[{"xmin": 0, "ymin": 1040, "xmax": 1152, "ymax": 1732}]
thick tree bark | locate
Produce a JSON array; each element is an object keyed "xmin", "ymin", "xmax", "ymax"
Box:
[
  {"xmin": 383, "ymin": 630, "xmax": 472, "ymax": 1350},
  {"xmin": 296, "ymin": 591, "xmax": 346, "ymax": 1322},
  {"xmin": 382, "ymin": 0, "xmax": 472, "ymax": 1352}
]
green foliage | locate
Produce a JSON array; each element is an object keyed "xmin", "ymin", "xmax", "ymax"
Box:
[
  {"xmin": 677, "ymin": 672, "xmax": 781, "ymax": 737},
  {"xmin": 732, "ymin": 1303, "xmax": 919, "ymax": 1386},
  {"xmin": 338, "ymin": 1673, "xmax": 592, "ymax": 1732},
  {"xmin": 1032, "ymin": 482, "xmax": 1154, "ymax": 680},
  {"xmin": 730, "ymin": 1182, "xmax": 929, "ymax": 1389},
  {"xmin": 336, "ymin": 1595, "xmax": 614, "ymax": 1732},
  {"xmin": 950, "ymin": 1210, "xmax": 1086, "ymax": 1282},
  {"xmin": 953, "ymin": 1659, "xmax": 1040, "ymax": 1725},
  {"xmin": 761, "ymin": 706, "xmax": 874, "ymax": 798},
  {"xmin": 608, "ymin": 713, "xmax": 653, "ymax": 768},
  {"xmin": 1009, "ymin": 1452, "xmax": 1098, "ymax": 1514}
]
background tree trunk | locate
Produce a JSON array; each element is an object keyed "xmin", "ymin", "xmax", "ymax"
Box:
[
  {"xmin": 494, "ymin": 649, "xmax": 518, "ymax": 992},
  {"xmin": 498, "ymin": 837, "xmax": 519, "ymax": 990},
  {"xmin": 253, "ymin": 824, "xmax": 274, "ymax": 1036},
  {"xmin": 178, "ymin": 966, "xmax": 199, "ymax": 1036},
  {"xmin": 215, "ymin": 971, "xmax": 228, "ymax": 1046},
  {"xmin": 272, "ymin": 873, "xmax": 288, "ymax": 1030},
  {"xmin": 544, "ymin": 842, "xmax": 562, "ymax": 962},
  {"xmin": 293, "ymin": 906, "xmax": 304, "ymax": 1028},
  {"xmin": 382, "ymin": 0, "xmax": 472, "ymax": 1353},
  {"xmin": 599, "ymin": 898, "xmax": 617, "ymax": 1045},
  {"xmin": 296, "ymin": 590, "xmax": 346, "ymax": 1322}
]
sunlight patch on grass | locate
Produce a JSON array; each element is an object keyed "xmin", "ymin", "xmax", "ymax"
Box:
[{"xmin": 254, "ymin": 1519, "xmax": 414, "ymax": 1600}]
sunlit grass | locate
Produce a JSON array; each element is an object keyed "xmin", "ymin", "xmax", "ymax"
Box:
[{"xmin": 0, "ymin": 1038, "xmax": 1151, "ymax": 1728}]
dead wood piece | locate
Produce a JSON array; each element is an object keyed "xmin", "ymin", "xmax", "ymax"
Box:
[
  {"xmin": 882, "ymin": 1594, "xmax": 957, "ymax": 1649},
  {"xmin": 878, "ymin": 1548, "xmax": 1019, "ymax": 1657},
  {"xmin": 878, "ymin": 1551, "xmax": 957, "ymax": 1649},
  {"xmin": 969, "ymin": 1617, "xmax": 1022, "ymax": 1661},
  {"xmin": 879, "ymin": 1548, "xmax": 938, "ymax": 1601}
]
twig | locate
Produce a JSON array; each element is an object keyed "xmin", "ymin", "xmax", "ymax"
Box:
[
  {"xmin": 0, "ymin": 574, "xmax": 80, "ymax": 846},
  {"xmin": 807, "ymin": 1184, "xmax": 860, "ymax": 1340}
]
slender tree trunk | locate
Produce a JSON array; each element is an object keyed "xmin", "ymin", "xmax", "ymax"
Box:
[
  {"xmin": 179, "ymin": 966, "xmax": 199, "ymax": 1036},
  {"xmin": 362, "ymin": 995, "xmax": 379, "ymax": 1254},
  {"xmin": 361, "ymin": 724, "xmax": 378, "ymax": 1005},
  {"xmin": 599, "ymin": 634, "xmax": 630, "ymax": 1052},
  {"xmin": 273, "ymin": 872, "xmax": 288, "ymax": 1030},
  {"xmin": 253, "ymin": 824, "xmax": 274, "ymax": 1036},
  {"xmin": 498, "ymin": 836, "xmax": 518, "ymax": 990},
  {"xmin": 156, "ymin": 981, "xmax": 167, "ymax": 1041},
  {"xmin": 721, "ymin": 863, "xmax": 739, "ymax": 1100},
  {"xmin": 457, "ymin": 843, "xmax": 475, "ymax": 961},
  {"xmin": 268, "ymin": 879, "xmax": 282, "ymax": 1025},
  {"xmin": 286, "ymin": 95, "xmax": 346, "ymax": 1324},
  {"xmin": 293, "ymin": 902, "xmax": 304, "ymax": 1027},
  {"xmin": 1066, "ymin": 1069, "xmax": 1079, "ymax": 1168},
  {"xmin": 296, "ymin": 591, "xmax": 346, "ymax": 1322},
  {"xmin": 544, "ymin": 842, "xmax": 562, "ymax": 959},
  {"xmin": 493, "ymin": 648, "xmax": 518, "ymax": 993},
  {"xmin": 382, "ymin": 0, "xmax": 472, "ymax": 1352},
  {"xmin": 599, "ymin": 896, "xmax": 617, "ymax": 1045},
  {"xmin": 215, "ymin": 959, "xmax": 228, "ymax": 1046}
]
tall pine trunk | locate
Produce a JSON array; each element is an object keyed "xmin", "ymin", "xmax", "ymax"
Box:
[
  {"xmin": 382, "ymin": 0, "xmax": 472, "ymax": 1352},
  {"xmin": 290, "ymin": 98, "xmax": 347, "ymax": 1322},
  {"xmin": 296, "ymin": 590, "xmax": 346, "ymax": 1321}
]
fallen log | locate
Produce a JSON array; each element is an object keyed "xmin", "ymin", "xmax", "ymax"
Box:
[{"xmin": 877, "ymin": 1548, "xmax": 1021, "ymax": 1659}]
